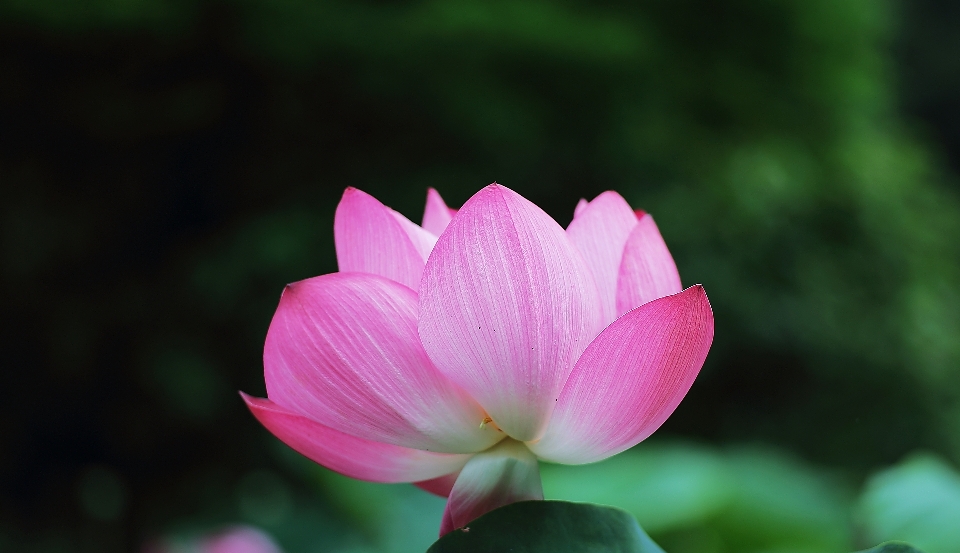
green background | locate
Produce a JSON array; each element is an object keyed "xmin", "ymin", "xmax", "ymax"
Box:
[{"xmin": 2, "ymin": 0, "xmax": 960, "ymax": 551}]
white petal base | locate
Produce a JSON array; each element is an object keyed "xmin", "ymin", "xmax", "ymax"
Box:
[{"xmin": 440, "ymin": 439, "xmax": 543, "ymax": 535}]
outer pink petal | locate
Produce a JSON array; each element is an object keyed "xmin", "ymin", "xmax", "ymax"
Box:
[
  {"xmin": 334, "ymin": 187, "xmax": 435, "ymax": 290},
  {"xmin": 566, "ymin": 191, "xmax": 639, "ymax": 325},
  {"xmin": 419, "ymin": 184, "xmax": 603, "ymax": 442},
  {"xmin": 244, "ymin": 395, "xmax": 470, "ymax": 482},
  {"xmin": 414, "ymin": 471, "xmax": 460, "ymax": 498},
  {"xmin": 439, "ymin": 440, "xmax": 542, "ymax": 535},
  {"xmin": 264, "ymin": 272, "xmax": 501, "ymax": 453},
  {"xmin": 422, "ymin": 188, "xmax": 458, "ymax": 237},
  {"xmin": 573, "ymin": 198, "xmax": 589, "ymax": 219},
  {"xmin": 529, "ymin": 286, "xmax": 714, "ymax": 465},
  {"xmin": 615, "ymin": 213, "xmax": 683, "ymax": 315}
]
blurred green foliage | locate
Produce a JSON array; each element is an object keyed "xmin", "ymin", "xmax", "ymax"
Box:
[
  {"xmin": 544, "ymin": 444, "xmax": 853, "ymax": 553},
  {"xmin": 859, "ymin": 454, "xmax": 960, "ymax": 553},
  {"xmin": 859, "ymin": 545, "xmax": 927, "ymax": 553},
  {"xmin": 2, "ymin": 0, "xmax": 960, "ymax": 551}
]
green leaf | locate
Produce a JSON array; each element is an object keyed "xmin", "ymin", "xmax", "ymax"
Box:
[
  {"xmin": 543, "ymin": 444, "xmax": 854, "ymax": 552},
  {"xmin": 857, "ymin": 542, "xmax": 926, "ymax": 553},
  {"xmin": 541, "ymin": 443, "xmax": 734, "ymax": 534},
  {"xmin": 426, "ymin": 500, "xmax": 666, "ymax": 553},
  {"xmin": 858, "ymin": 454, "xmax": 960, "ymax": 553}
]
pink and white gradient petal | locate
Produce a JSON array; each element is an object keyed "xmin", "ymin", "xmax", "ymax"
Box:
[
  {"xmin": 244, "ymin": 395, "xmax": 470, "ymax": 482},
  {"xmin": 529, "ymin": 285, "xmax": 714, "ymax": 465},
  {"xmin": 422, "ymin": 188, "xmax": 458, "ymax": 237},
  {"xmin": 566, "ymin": 191, "xmax": 640, "ymax": 324},
  {"xmin": 419, "ymin": 185, "xmax": 603, "ymax": 442},
  {"xmin": 415, "ymin": 471, "xmax": 461, "ymax": 498},
  {"xmin": 615, "ymin": 214, "xmax": 683, "ymax": 316},
  {"xmin": 439, "ymin": 440, "xmax": 543, "ymax": 535},
  {"xmin": 334, "ymin": 187, "xmax": 436, "ymax": 290},
  {"xmin": 264, "ymin": 272, "xmax": 500, "ymax": 454}
]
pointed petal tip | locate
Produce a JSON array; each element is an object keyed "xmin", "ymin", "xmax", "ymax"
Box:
[
  {"xmin": 423, "ymin": 188, "xmax": 457, "ymax": 235},
  {"xmin": 339, "ymin": 186, "xmax": 377, "ymax": 204},
  {"xmin": 425, "ymin": 187, "xmax": 443, "ymax": 203},
  {"xmin": 278, "ymin": 277, "xmax": 313, "ymax": 304},
  {"xmin": 573, "ymin": 198, "xmax": 589, "ymax": 219},
  {"xmin": 242, "ymin": 394, "xmax": 472, "ymax": 483},
  {"xmin": 592, "ymin": 190, "xmax": 627, "ymax": 202},
  {"xmin": 465, "ymin": 183, "xmax": 504, "ymax": 206},
  {"xmin": 663, "ymin": 285, "xmax": 713, "ymax": 325},
  {"xmin": 240, "ymin": 392, "xmax": 273, "ymax": 411},
  {"xmin": 481, "ymin": 182, "xmax": 513, "ymax": 196},
  {"xmin": 681, "ymin": 283, "xmax": 711, "ymax": 306},
  {"xmin": 474, "ymin": 182, "xmax": 524, "ymax": 203},
  {"xmin": 242, "ymin": 393, "xmax": 284, "ymax": 426},
  {"xmin": 241, "ymin": 392, "xmax": 284, "ymax": 423}
]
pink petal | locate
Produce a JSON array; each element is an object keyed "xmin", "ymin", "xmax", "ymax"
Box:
[
  {"xmin": 566, "ymin": 191, "xmax": 639, "ymax": 324},
  {"xmin": 244, "ymin": 395, "xmax": 470, "ymax": 482},
  {"xmin": 264, "ymin": 272, "xmax": 501, "ymax": 453},
  {"xmin": 415, "ymin": 471, "xmax": 460, "ymax": 498},
  {"xmin": 419, "ymin": 184, "xmax": 603, "ymax": 442},
  {"xmin": 615, "ymin": 213, "xmax": 683, "ymax": 315},
  {"xmin": 334, "ymin": 187, "xmax": 436, "ymax": 290},
  {"xmin": 390, "ymin": 210, "xmax": 438, "ymax": 263},
  {"xmin": 529, "ymin": 285, "xmax": 714, "ymax": 464},
  {"xmin": 573, "ymin": 198, "xmax": 589, "ymax": 219},
  {"xmin": 422, "ymin": 188, "xmax": 458, "ymax": 236},
  {"xmin": 439, "ymin": 440, "xmax": 542, "ymax": 535}
]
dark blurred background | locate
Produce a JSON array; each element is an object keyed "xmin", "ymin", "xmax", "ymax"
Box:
[{"xmin": 3, "ymin": 1, "xmax": 960, "ymax": 552}]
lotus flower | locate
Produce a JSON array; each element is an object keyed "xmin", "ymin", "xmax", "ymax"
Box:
[{"xmin": 242, "ymin": 184, "xmax": 713, "ymax": 535}]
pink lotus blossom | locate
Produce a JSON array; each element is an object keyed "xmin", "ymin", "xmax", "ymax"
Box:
[{"xmin": 243, "ymin": 184, "xmax": 714, "ymax": 535}]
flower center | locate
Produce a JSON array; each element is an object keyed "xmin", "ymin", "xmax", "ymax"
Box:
[{"xmin": 479, "ymin": 415, "xmax": 503, "ymax": 433}]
